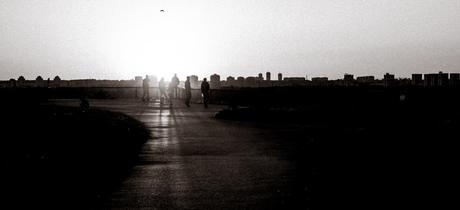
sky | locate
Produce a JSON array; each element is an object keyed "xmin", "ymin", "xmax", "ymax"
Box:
[{"xmin": 1, "ymin": 0, "xmax": 460, "ymax": 80}]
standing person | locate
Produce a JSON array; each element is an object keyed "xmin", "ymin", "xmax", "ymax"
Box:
[
  {"xmin": 159, "ymin": 78, "xmax": 168, "ymax": 104},
  {"xmin": 171, "ymin": 73, "xmax": 180, "ymax": 98},
  {"xmin": 201, "ymin": 78, "xmax": 210, "ymax": 108},
  {"xmin": 167, "ymin": 81, "xmax": 174, "ymax": 107},
  {"xmin": 184, "ymin": 76, "xmax": 191, "ymax": 107},
  {"xmin": 142, "ymin": 75, "xmax": 150, "ymax": 101}
]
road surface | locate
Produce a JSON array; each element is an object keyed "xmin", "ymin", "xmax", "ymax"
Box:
[{"xmin": 54, "ymin": 100, "xmax": 310, "ymax": 209}]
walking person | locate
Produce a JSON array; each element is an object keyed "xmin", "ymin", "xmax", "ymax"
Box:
[
  {"xmin": 170, "ymin": 73, "xmax": 180, "ymax": 99},
  {"xmin": 142, "ymin": 75, "xmax": 150, "ymax": 101},
  {"xmin": 201, "ymin": 78, "xmax": 210, "ymax": 108},
  {"xmin": 159, "ymin": 78, "xmax": 168, "ymax": 105},
  {"xmin": 184, "ymin": 76, "xmax": 191, "ymax": 107},
  {"xmin": 167, "ymin": 81, "xmax": 174, "ymax": 107}
]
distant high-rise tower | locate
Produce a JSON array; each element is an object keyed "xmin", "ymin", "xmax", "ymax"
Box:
[
  {"xmin": 450, "ymin": 73, "xmax": 460, "ymax": 86},
  {"xmin": 236, "ymin": 76, "xmax": 244, "ymax": 87},
  {"xmin": 210, "ymin": 74, "xmax": 221, "ymax": 89},
  {"xmin": 278, "ymin": 73, "xmax": 282, "ymax": 81},
  {"xmin": 438, "ymin": 71, "xmax": 449, "ymax": 86},
  {"xmin": 190, "ymin": 75, "xmax": 199, "ymax": 89},
  {"xmin": 226, "ymin": 76, "xmax": 235, "ymax": 86},
  {"xmin": 266, "ymin": 72, "xmax": 271, "ymax": 81},
  {"xmin": 344, "ymin": 74, "xmax": 354, "ymax": 86},
  {"xmin": 383, "ymin": 73, "xmax": 395, "ymax": 87},
  {"xmin": 411, "ymin": 74, "xmax": 423, "ymax": 86},
  {"xmin": 258, "ymin": 73, "xmax": 263, "ymax": 80}
]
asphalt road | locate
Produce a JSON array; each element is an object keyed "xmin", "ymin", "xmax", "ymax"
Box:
[{"xmin": 66, "ymin": 100, "xmax": 310, "ymax": 210}]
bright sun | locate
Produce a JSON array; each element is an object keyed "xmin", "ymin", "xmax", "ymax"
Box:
[{"xmin": 104, "ymin": 8, "xmax": 207, "ymax": 80}]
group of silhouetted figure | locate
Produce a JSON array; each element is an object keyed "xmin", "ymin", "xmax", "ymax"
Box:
[{"xmin": 141, "ymin": 74, "xmax": 210, "ymax": 108}]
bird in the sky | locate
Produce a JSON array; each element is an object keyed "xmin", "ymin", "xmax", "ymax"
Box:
[{"xmin": 160, "ymin": 10, "xmax": 165, "ymax": 12}]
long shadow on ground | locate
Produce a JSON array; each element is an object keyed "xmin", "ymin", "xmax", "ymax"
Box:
[{"xmin": 0, "ymin": 101, "xmax": 150, "ymax": 209}]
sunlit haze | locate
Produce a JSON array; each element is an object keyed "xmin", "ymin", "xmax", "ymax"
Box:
[{"xmin": 1, "ymin": 0, "xmax": 460, "ymax": 80}]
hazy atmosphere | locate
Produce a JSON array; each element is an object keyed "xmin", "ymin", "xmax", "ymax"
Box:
[
  {"xmin": 1, "ymin": 0, "xmax": 460, "ymax": 80},
  {"xmin": 2, "ymin": 1, "xmax": 460, "ymax": 209}
]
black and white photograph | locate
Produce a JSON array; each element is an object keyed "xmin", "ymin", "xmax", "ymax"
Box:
[{"xmin": 1, "ymin": 0, "xmax": 459, "ymax": 209}]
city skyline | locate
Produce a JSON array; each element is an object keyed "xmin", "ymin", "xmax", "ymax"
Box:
[
  {"xmin": 2, "ymin": 0, "xmax": 460, "ymax": 80},
  {"xmin": 2, "ymin": 69, "xmax": 459, "ymax": 82},
  {"xmin": 4, "ymin": 70, "xmax": 458, "ymax": 88}
]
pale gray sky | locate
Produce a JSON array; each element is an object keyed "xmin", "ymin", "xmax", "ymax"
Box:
[{"xmin": 1, "ymin": 0, "xmax": 460, "ymax": 80}]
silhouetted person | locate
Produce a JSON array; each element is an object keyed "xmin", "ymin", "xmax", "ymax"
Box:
[
  {"xmin": 142, "ymin": 75, "xmax": 150, "ymax": 101},
  {"xmin": 201, "ymin": 78, "xmax": 210, "ymax": 108},
  {"xmin": 159, "ymin": 78, "xmax": 168, "ymax": 104},
  {"xmin": 171, "ymin": 74, "xmax": 180, "ymax": 98},
  {"xmin": 184, "ymin": 76, "xmax": 191, "ymax": 107},
  {"xmin": 168, "ymin": 81, "xmax": 174, "ymax": 107}
]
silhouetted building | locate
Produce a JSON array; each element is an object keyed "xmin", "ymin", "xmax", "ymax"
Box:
[
  {"xmin": 190, "ymin": 75, "xmax": 199, "ymax": 89},
  {"xmin": 424, "ymin": 73, "xmax": 438, "ymax": 87},
  {"xmin": 210, "ymin": 74, "xmax": 221, "ymax": 89},
  {"xmin": 257, "ymin": 73, "xmax": 263, "ymax": 80},
  {"xmin": 4, "ymin": 71, "xmax": 460, "ymax": 90},
  {"xmin": 311, "ymin": 77, "xmax": 328, "ymax": 86},
  {"xmin": 245, "ymin": 77, "xmax": 256, "ymax": 87},
  {"xmin": 344, "ymin": 74, "xmax": 354, "ymax": 86},
  {"xmin": 236, "ymin": 77, "xmax": 245, "ymax": 87},
  {"xmin": 398, "ymin": 78, "xmax": 411, "ymax": 86},
  {"xmin": 344, "ymin": 74, "xmax": 354, "ymax": 81},
  {"xmin": 284, "ymin": 77, "xmax": 306, "ymax": 86},
  {"xmin": 226, "ymin": 76, "xmax": 235, "ymax": 86},
  {"xmin": 311, "ymin": 77, "xmax": 328, "ymax": 82},
  {"xmin": 411, "ymin": 74, "xmax": 423, "ymax": 86},
  {"xmin": 438, "ymin": 71, "xmax": 449, "ymax": 86},
  {"xmin": 424, "ymin": 72, "xmax": 449, "ymax": 87},
  {"xmin": 383, "ymin": 73, "xmax": 395, "ymax": 87},
  {"xmin": 356, "ymin": 76, "xmax": 374, "ymax": 83},
  {"xmin": 134, "ymin": 76, "xmax": 143, "ymax": 87},
  {"xmin": 450, "ymin": 73, "xmax": 460, "ymax": 86}
]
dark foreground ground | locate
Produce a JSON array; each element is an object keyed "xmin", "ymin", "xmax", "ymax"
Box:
[
  {"xmin": 1, "ymin": 96, "xmax": 459, "ymax": 209},
  {"xmin": 0, "ymin": 100, "xmax": 150, "ymax": 209}
]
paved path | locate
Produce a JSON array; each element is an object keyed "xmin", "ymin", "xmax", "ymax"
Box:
[{"xmin": 71, "ymin": 100, "xmax": 307, "ymax": 209}]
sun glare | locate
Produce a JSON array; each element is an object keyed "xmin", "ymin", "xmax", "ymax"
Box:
[{"xmin": 104, "ymin": 6, "xmax": 206, "ymax": 80}]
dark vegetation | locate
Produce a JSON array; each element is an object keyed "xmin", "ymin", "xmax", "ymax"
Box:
[
  {"xmin": 0, "ymin": 94, "xmax": 150, "ymax": 209},
  {"xmin": 215, "ymin": 86, "xmax": 460, "ymax": 208}
]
